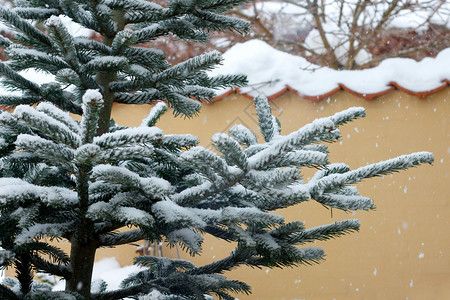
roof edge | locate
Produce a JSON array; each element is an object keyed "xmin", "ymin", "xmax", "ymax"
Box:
[{"xmin": 211, "ymin": 80, "xmax": 449, "ymax": 103}]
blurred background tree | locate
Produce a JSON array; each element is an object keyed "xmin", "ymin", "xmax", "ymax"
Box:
[
  {"xmin": 237, "ymin": 0, "xmax": 449, "ymax": 69},
  {"xmin": 1, "ymin": 1, "xmax": 448, "ymax": 69}
]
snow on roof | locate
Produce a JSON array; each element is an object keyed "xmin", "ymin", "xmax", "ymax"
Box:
[
  {"xmin": 209, "ymin": 39, "xmax": 450, "ymax": 101},
  {"xmin": 0, "ymin": 41, "xmax": 448, "ymax": 104}
]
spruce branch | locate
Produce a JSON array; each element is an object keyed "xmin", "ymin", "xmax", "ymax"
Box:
[
  {"xmin": 0, "ymin": 8, "xmax": 52, "ymax": 47},
  {"xmin": 30, "ymin": 255, "xmax": 72, "ymax": 279},
  {"xmin": 0, "ymin": 61, "xmax": 41, "ymax": 94},
  {"xmin": 287, "ymin": 220, "xmax": 361, "ymax": 245},
  {"xmin": 0, "ymin": 95, "xmax": 41, "ymax": 108},
  {"xmin": 99, "ymin": 229, "xmax": 146, "ymax": 247},
  {"xmin": 12, "ymin": 7, "xmax": 61, "ymax": 20},
  {"xmin": 187, "ymin": 247, "xmax": 253, "ymax": 275},
  {"xmin": 0, "ymin": 284, "xmax": 20, "ymax": 300},
  {"xmin": 310, "ymin": 152, "xmax": 434, "ymax": 196}
]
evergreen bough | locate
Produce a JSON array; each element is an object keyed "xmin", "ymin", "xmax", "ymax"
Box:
[{"xmin": 0, "ymin": 1, "xmax": 433, "ymax": 299}]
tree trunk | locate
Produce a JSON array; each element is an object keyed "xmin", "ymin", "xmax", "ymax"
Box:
[
  {"xmin": 66, "ymin": 167, "xmax": 98, "ymax": 299},
  {"xmin": 66, "ymin": 239, "xmax": 97, "ymax": 299},
  {"xmin": 95, "ymin": 70, "xmax": 117, "ymax": 135},
  {"xmin": 95, "ymin": 11, "xmax": 125, "ymax": 136}
]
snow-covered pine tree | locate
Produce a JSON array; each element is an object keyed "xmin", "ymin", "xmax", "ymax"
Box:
[{"xmin": 0, "ymin": 1, "xmax": 434, "ymax": 299}]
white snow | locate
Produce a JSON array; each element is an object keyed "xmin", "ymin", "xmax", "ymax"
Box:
[
  {"xmin": 45, "ymin": 15, "xmax": 94, "ymax": 38},
  {"xmin": 117, "ymin": 206, "xmax": 154, "ymax": 225},
  {"xmin": 0, "ymin": 41, "xmax": 447, "ymax": 101},
  {"xmin": 53, "ymin": 257, "xmax": 144, "ymax": 292},
  {"xmin": 15, "ymin": 223, "xmax": 70, "ymax": 245},
  {"xmin": 93, "ymin": 127, "xmax": 164, "ymax": 148},
  {"xmin": 209, "ymin": 40, "xmax": 450, "ymax": 98},
  {"xmin": 140, "ymin": 101, "xmax": 167, "ymax": 127},
  {"xmin": 138, "ymin": 290, "xmax": 165, "ymax": 300},
  {"xmin": 82, "ymin": 89, "xmax": 103, "ymax": 106},
  {"xmin": 36, "ymin": 102, "xmax": 80, "ymax": 133},
  {"xmin": 152, "ymin": 200, "xmax": 207, "ymax": 228}
]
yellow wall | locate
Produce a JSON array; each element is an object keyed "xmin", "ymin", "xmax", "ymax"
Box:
[{"xmin": 110, "ymin": 88, "xmax": 449, "ymax": 299}]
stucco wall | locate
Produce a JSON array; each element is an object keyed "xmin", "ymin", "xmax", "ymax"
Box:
[{"xmin": 109, "ymin": 88, "xmax": 449, "ymax": 299}]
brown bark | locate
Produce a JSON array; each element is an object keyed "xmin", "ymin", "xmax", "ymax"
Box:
[{"xmin": 66, "ymin": 240, "xmax": 98, "ymax": 299}]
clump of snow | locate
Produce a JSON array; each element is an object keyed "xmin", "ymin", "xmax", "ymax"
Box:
[
  {"xmin": 209, "ymin": 40, "xmax": 450, "ymax": 98},
  {"xmin": 15, "ymin": 223, "xmax": 70, "ymax": 245},
  {"xmin": 44, "ymin": 15, "xmax": 63, "ymax": 28},
  {"xmin": 82, "ymin": 89, "xmax": 103, "ymax": 106},
  {"xmin": 389, "ymin": 4, "xmax": 450, "ymax": 32},
  {"xmin": 45, "ymin": 15, "xmax": 93, "ymax": 37},
  {"xmin": 139, "ymin": 290, "xmax": 165, "ymax": 300}
]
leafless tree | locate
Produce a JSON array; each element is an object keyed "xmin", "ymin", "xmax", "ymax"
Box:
[
  {"xmin": 237, "ymin": 0, "xmax": 449, "ymax": 69},
  {"xmin": 0, "ymin": 0, "xmax": 448, "ymax": 68}
]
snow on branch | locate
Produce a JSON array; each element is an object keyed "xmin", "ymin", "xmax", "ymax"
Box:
[
  {"xmin": 15, "ymin": 223, "xmax": 71, "ymax": 245},
  {"xmin": 316, "ymin": 193, "xmax": 375, "ymax": 211},
  {"xmin": 167, "ymin": 228, "xmax": 204, "ymax": 255},
  {"xmin": 229, "ymin": 124, "xmax": 258, "ymax": 147},
  {"xmin": 172, "ymin": 181, "xmax": 213, "ymax": 205},
  {"xmin": 212, "ymin": 133, "xmax": 248, "ymax": 170},
  {"xmin": 330, "ymin": 107, "xmax": 366, "ymax": 126},
  {"xmin": 181, "ymin": 146, "xmax": 241, "ymax": 182},
  {"xmin": 155, "ymin": 51, "xmax": 223, "ymax": 82},
  {"xmin": 91, "ymin": 164, "xmax": 173, "ymax": 200},
  {"xmin": 81, "ymin": 89, "xmax": 104, "ymax": 144},
  {"xmin": 310, "ymin": 152, "xmax": 434, "ymax": 196},
  {"xmin": 287, "ymin": 219, "xmax": 361, "ymax": 245},
  {"xmin": 13, "ymin": 105, "xmax": 81, "ymax": 148},
  {"xmin": 222, "ymin": 207, "xmax": 284, "ymax": 226},
  {"xmin": 247, "ymin": 117, "xmax": 336, "ymax": 170},
  {"xmin": 254, "ymin": 95, "xmax": 279, "ymax": 142},
  {"xmin": 15, "ymin": 134, "xmax": 74, "ymax": 169},
  {"xmin": 152, "ymin": 200, "xmax": 207, "ymax": 229},
  {"xmin": 140, "ymin": 101, "xmax": 167, "ymax": 127},
  {"xmin": 36, "ymin": 102, "xmax": 80, "ymax": 134},
  {"xmin": 93, "ymin": 127, "xmax": 163, "ymax": 149}
]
